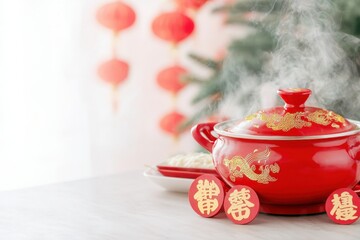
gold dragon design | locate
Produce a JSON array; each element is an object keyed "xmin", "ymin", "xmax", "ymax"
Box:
[{"xmin": 223, "ymin": 147, "xmax": 280, "ymax": 184}]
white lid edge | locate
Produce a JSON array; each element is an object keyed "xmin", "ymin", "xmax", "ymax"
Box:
[{"xmin": 214, "ymin": 119, "xmax": 360, "ymax": 141}]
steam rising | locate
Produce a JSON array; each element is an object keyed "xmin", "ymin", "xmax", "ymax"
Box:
[{"xmin": 219, "ymin": 0, "xmax": 360, "ymax": 119}]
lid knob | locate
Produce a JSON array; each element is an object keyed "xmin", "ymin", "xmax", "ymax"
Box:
[{"xmin": 278, "ymin": 88, "xmax": 311, "ymax": 110}]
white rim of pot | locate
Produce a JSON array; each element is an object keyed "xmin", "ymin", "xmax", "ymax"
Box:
[{"xmin": 214, "ymin": 119, "xmax": 360, "ymax": 141}]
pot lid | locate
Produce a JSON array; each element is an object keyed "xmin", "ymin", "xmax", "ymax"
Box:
[{"xmin": 225, "ymin": 88, "xmax": 356, "ymax": 136}]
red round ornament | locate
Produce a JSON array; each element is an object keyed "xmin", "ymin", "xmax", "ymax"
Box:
[
  {"xmin": 175, "ymin": 0, "xmax": 209, "ymax": 10},
  {"xmin": 159, "ymin": 111, "xmax": 186, "ymax": 137},
  {"xmin": 97, "ymin": 1, "xmax": 136, "ymax": 32},
  {"xmin": 353, "ymin": 184, "xmax": 360, "ymax": 197},
  {"xmin": 152, "ymin": 11, "xmax": 195, "ymax": 44},
  {"xmin": 98, "ymin": 58, "xmax": 129, "ymax": 86},
  {"xmin": 156, "ymin": 65, "xmax": 187, "ymax": 94},
  {"xmin": 188, "ymin": 174, "xmax": 225, "ymax": 218},
  {"xmin": 325, "ymin": 188, "xmax": 360, "ymax": 225},
  {"xmin": 223, "ymin": 185, "xmax": 260, "ymax": 224}
]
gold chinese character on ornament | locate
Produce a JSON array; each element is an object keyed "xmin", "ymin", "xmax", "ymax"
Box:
[
  {"xmin": 193, "ymin": 179, "xmax": 220, "ymax": 215},
  {"xmin": 330, "ymin": 191, "xmax": 358, "ymax": 221},
  {"xmin": 226, "ymin": 188, "xmax": 255, "ymax": 221}
]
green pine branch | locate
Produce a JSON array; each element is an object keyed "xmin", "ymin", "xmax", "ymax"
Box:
[
  {"xmin": 213, "ymin": 0, "xmax": 284, "ymax": 14},
  {"xmin": 187, "ymin": 53, "xmax": 222, "ymax": 70},
  {"xmin": 185, "ymin": 0, "xmax": 360, "ymax": 126}
]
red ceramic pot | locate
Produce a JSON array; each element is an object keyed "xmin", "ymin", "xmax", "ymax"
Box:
[{"xmin": 192, "ymin": 88, "xmax": 360, "ymax": 215}]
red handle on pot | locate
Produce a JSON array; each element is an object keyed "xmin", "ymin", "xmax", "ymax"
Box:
[{"xmin": 191, "ymin": 122, "xmax": 218, "ymax": 152}]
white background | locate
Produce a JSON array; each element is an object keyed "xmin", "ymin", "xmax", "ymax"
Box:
[{"xmin": 0, "ymin": 0, "xmax": 244, "ymax": 190}]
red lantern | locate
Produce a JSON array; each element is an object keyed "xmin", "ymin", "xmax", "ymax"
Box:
[
  {"xmin": 97, "ymin": 1, "xmax": 136, "ymax": 33},
  {"xmin": 175, "ymin": 0, "xmax": 209, "ymax": 10},
  {"xmin": 152, "ymin": 11, "xmax": 195, "ymax": 44},
  {"xmin": 159, "ymin": 111, "xmax": 186, "ymax": 136},
  {"xmin": 156, "ymin": 65, "xmax": 188, "ymax": 94},
  {"xmin": 98, "ymin": 58, "xmax": 129, "ymax": 86}
]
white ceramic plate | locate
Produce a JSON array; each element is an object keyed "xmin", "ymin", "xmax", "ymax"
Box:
[{"xmin": 143, "ymin": 167, "xmax": 193, "ymax": 193}]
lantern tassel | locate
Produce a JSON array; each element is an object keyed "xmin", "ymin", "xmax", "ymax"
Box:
[
  {"xmin": 112, "ymin": 84, "xmax": 119, "ymax": 113},
  {"xmin": 170, "ymin": 43, "xmax": 179, "ymax": 64},
  {"xmin": 172, "ymin": 135, "xmax": 179, "ymax": 144},
  {"xmin": 171, "ymin": 93, "xmax": 178, "ymax": 108},
  {"xmin": 112, "ymin": 31, "xmax": 119, "ymax": 58}
]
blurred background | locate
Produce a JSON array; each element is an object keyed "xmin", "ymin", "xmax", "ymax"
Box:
[
  {"xmin": 0, "ymin": 0, "xmax": 238, "ymax": 190},
  {"xmin": 0, "ymin": 0, "xmax": 359, "ymax": 191}
]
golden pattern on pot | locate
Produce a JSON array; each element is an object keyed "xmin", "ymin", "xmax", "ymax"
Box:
[
  {"xmin": 306, "ymin": 110, "xmax": 345, "ymax": 127},
  {"xmin": 223, "ymin": 147, "xmax": 280, "ymax": 184},
  {"xmin": 245, "ymin": 109, "xmax": 346, "ymax": 132}
]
